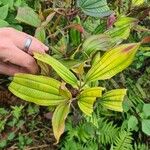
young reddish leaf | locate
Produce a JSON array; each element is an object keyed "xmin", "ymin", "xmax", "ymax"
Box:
[
  {"xmin": 52, "ymin": 103, "xmax": 70, "ymax": 144},
  {"xmin": 65, "ymin": 23, "xmax": 84, "ymax": 33},
  {"xmin": 107, "ymin": 13, "xmax": 116, "ymax": 28},
  {"xmin": 141, "ymin": 36, "xmax": 150, "ymax": 44}
]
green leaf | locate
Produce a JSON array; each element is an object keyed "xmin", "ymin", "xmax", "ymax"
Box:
[
  {"xmin": 35, "ymin": 27, "xmax": 46, "ymax": 43},
  {"xmin": 16, "ymin": 6, "xmax": 41, "ymax": 27},
  {"xmin": 105, "ymin": 16, "xmax": 137, "ymax": 45},
  {"xmin": 27, "ymin": 104, "xmax": 39, "ymax": 115},
  {"xmin": 52, "ymin": 103, "xmax": 70, "ymax": 144},
  {"xmin": 142, "ymin": 119, "xmax": 150, "ymax": 136},
  {"xmin": 71, "ymin": 63, "xmax": 85, "ymax": 76},
  {"xmin": 106, "ymin": 25, "xmax": 130, "ymax": 45},
  {"xmin": 143, "ymin": 104, "xmax": 150, "ymax": 118},
  {"xmin": 85, "ymin": 43, "xmax": 140, "ymax": 83},
  {"xmin": 34, "ymin": 53, "xmax": 78, "ymax": 87},
  {"xmin": 0, "ymin": 108, "xmax": 8, "ymax": 115},
  {"xmin": 132, "ymin": 0, "xmax": 145, "ymax": 6},
  {"xmin": 8, "ymin": 132, "xmax": 15, "ymax": 141},
  {"xmin": 128, "ymin": 115, "xmax": 138, "ymax": 131},
  {"xmin": 11, "ymin": 105, "xmax": 24, "ymax": 119},
  {"xmin": 0, "ymin": 140, "xmax": 7, "ymax": 149},
  {"xmin": 1, "ymin": 0, "xmax": 14, "ymax": 9},
  {"xmin": 9, "ymin": 74, "xmax": 68, "ymax": 106},
  {"xmin": 82, "ymin": 34, "xmax": 112, "ymax": 57},
  {"xmin": 92, "ymin": 52, "xmax": 101, "ymax": 66},
  {"xmin": 78, "ymin": 98, "xmax": 96, "ymax": 116},
  {"xmin": 80, "ymin": 87, "xmax": 104, "ymax": 98},
  {"xmin": 37, "ymin": 60, "xmax": 51, "ymax": 76},
  {"xmin": 113, "ymin": 130, "xmax": 133, "ymax": 150},
  {"xmin": 143, "ymin": 52, "xmax": 150, "ymax": 57},
  {"xmin": 50, "ymin": 36, "xmax": 68, "ymax": 55},
  {"xmin": 59, "ymin": 82, "xmax": 72, "ymax": 100},
  {"xmin": 69, "ymin": 16, "xmax": 82, "ymax": 46},
  {"xmin": 100, "ymin": 89, "xmax": 127, "ymax": 112},
  {"xmin": 0, "ymin": 4, "xmax": 9, "ymax": 20},
  {"xmin": 77, "ymin": 0, "xmax": 113, "ymax": 17},
  {"xmin": 78, "ymin": 87, "xmax": 104, "ymax": 116},
  {"xmin": 0, "ymin": 19, "xmax": 9, "ymax": 27},
  {"xmin": 114, "ymin": 16, "xmax": 138, "ymax": 27}
]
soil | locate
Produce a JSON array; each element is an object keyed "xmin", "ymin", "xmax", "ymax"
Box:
[
  {"xmin": 0, "ymin": 89, "xmax": 25, "ymax": 106},
  {"xmin": 0, "ymin": 89, "xmax": 58, "ymax": 150}
]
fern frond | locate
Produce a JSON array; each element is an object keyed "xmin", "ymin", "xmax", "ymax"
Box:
[
  {"xmin": 113, "ymin": 130, "xmax": 133, "ymax": 150},
  {"xmin": 61, "ymin": 140, "xmax": 84, "ymax": 150},
  {"xmin": 98, "ymin": 118, "xmax": 119, "ymax": 145},
  {"xmin": 66, "ymin": 118, "xmax": 95, "ymax": 143},
  {"xmin": 134, "ymin": 143, "xmax": 149, "ymax": 150}
]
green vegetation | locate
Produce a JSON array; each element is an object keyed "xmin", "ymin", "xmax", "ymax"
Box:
[{"xmin": 0, "ymin": 0, "xmax": 150, "ymax": 149}]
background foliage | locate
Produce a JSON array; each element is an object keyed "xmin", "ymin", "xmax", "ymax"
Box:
[{"xmin": 0, "ymin": 0, "xmax": 150, "ymax": 149}]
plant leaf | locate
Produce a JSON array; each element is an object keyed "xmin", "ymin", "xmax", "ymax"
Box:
[
  {"xmin": 41, "ymin": 12, "xmax": 56, "ymax": 27},
  {"xmin": 0, "ymin": 0, "xmax": 13, "ymax": 8},
  {"xmin": 0, "ymin": 19, "xmax": 9, "ymax": 27},
  {"xmin": 52, "ymin": 103, "xmax": 70, "ymax": 144},
  {"xmin": 128, "ymin": 115, "xmax": 138, "ymax": 131},
  {"xmin": 77, "ymin": 0, "xmax": 113, "ymax": 17},
  {"xmin": 132, "ymin": 0, "xmax": 145, "ymax": 6},
  {"xmin": 16, "ymin": 6, "xmax": 41, "ymax": 27},
  {"xmin": 82, "ymin": 34, "xmax": 112, "ymax": 57},
  {"xmin": 34, "ymin": 53, "xmax": 78, "ymax": 87},
  {"xmin": 114, "ymin": 16, "xmax": 138, "ymax": 27},
  {"xmin": 143, "ymin": 104, "xmax": 150, "ymax": 118},
  {"xmin": 142, "ymin": 119, "xmax": 150, "ymax": 136},
  {"xmin": 100, "ymin": 89, "xmax": 127, "ymax": 112},
  {"xmin": 37, "ymin": 60, "xmax": 51, "ymax": 76},
  {"xmin": 0, "ymin": 4, "xmax": 8, "ymax": 20},
  {"xmin": 59, "ymin": 82, "xmax": 72, "ymax": 100},
  {"xmin": 78, "ymin": 98, "xmax": 96, "ymax": 116},
  {"xmin": 50, "ymin": 36, "xmax": 68, "ymax": 55},
  {"xmin": 80, "ymin": 87, "xmax": 105, "ymax": 98},
  {"xmin": 105, "ymin": 25, "xmax": 130, "ymax": 45},
  {"xmin": 35, "ymin": 27, "xmax": 46, "ymax": 43},
  {"xmin": 85, "ymin": 43, "xmax": 140, "ymax": 83},
  {"xmin": 9, "ymin": 74, "xmax": 68, "ymax": 106},
  {"xmin": 78, "ymin": 87, "xmax": 104, "ymax": 116},
  {"xmin": 92, "ymin": 52, "xmax": 101, "ymax": 66},
  {"xmin": 105, "ymin": 16, "xmax": 138, "ymax": 45}
]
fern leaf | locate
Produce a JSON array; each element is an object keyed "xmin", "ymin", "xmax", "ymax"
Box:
[
  {"xmin": 113, "ymin": 130, "xmax": 133, "ymax": 150},
  {"xmin": 134, "ymin": 143, "xmax": 149, "ymax": 150},
  {"xmin": 98, "ymin": 118, "xmax": 119, "ymax": 145}
]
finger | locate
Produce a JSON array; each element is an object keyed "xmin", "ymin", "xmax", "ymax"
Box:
[
  {"xmin": 2, "ymin": 46, "xmax": 39, "ymax": 74},
  {"xmin": 0, "ymin": 62, "xmax": 29, "ymax": 76},
  {"xmin": 11, "ymin": 29, "xmax": 49, "ymax": 54}
]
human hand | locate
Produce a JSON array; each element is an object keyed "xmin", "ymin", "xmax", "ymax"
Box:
[{"xmin": 0, "ymin": 27, "xmax": 49, "ymax": 76}]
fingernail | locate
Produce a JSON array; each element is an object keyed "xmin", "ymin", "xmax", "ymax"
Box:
[{"xmin": 45, "ymin": 46, "xmax": 49, "ymax": 51}]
